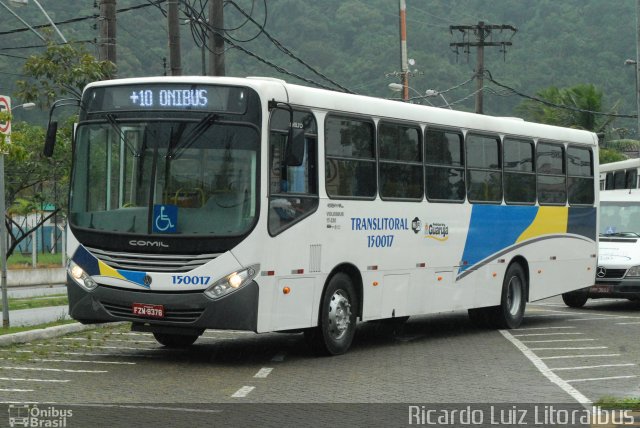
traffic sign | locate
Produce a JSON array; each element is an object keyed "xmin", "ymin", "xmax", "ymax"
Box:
[{"xmin": 0, "ymin": 95, "xmax": 11, "ymax": 137}]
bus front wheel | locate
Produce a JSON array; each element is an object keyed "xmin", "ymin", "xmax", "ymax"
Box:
[
  {"xmin": 305, "ymin": 273, "xmax": 358, "ymax": 356},
  {"xmin": 562, "ymin": 291, "xmax": 588, "ymax": 308},
  {"xmin": 153, "ymin": 332, "xmax": 199, "ymax": 348}
]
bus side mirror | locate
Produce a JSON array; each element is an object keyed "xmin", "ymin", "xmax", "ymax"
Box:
[
  {"xmin": 285, "ymin": 128, "xmax": 305, "ymax": 166},
  {"xmin": 43, "ymin": 121, "xmax": 58, "ymax": 157}
]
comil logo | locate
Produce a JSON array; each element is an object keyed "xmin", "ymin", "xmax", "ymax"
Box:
[{"xmin": 8, "ymin": 404, "xmax": 73, "ymax": 427}]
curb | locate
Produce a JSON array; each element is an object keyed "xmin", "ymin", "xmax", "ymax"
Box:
[{"xmin": 0, "ymin": 322, "xmax": 125, "ymax": 346}]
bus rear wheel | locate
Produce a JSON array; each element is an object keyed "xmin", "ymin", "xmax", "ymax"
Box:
[
  {"xmin": 468, "ymin": 263, "xmax": 527, "ymax": 329},
  {"xmin": 495, "ymin": 263, "xmax": 527, "ymax": 329},
  {"xmin": 305, "ymin": 273, "xmax": 358, "ymax": 356},
  {"xmin": 153, "ymin": 332, "xmax": 199, "ymax": 348}
]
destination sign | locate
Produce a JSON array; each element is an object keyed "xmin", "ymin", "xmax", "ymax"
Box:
[
  {"xmin": 128, "ymin": 88, "xmax": 208, "ymax": 108},
  {"xmin": 84, "ymin": 84, "xmax": 249, "ymax": 114}
]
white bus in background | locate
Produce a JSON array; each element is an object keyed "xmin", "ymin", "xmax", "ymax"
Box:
[
  {"xmin": 563, "ymin": 188, "xmax": 640, "ymax": 307},
  {"xmin": 600, "ymin": 158, "xmax": 640, "ymax": 190},
  {"xmin": 45, "ymin": 76, "xmax": 599, "ymax": 355}
]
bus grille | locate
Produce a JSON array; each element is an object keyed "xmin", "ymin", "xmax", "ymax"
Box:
[
  {"xmin": 85, "ymin": 247, "xmax": 220, "ymax": 273},
  {"xmin": 599, "ymin": 268, "xmax": 627, "ymax": 279},
  {"xmin": 101, "ymin": 301, "xmax": 204, "ymax": 323}
]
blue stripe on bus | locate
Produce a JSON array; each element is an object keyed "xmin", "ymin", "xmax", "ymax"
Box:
[
  {"xmin": 459, "ymin": 205, "xmax": 597, "ymax": 275},
  {"xmin": 459, "ymin": 205, "xmax": 537, "ymax": 274}
]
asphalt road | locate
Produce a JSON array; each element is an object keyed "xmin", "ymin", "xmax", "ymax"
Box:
[{"xmin": 0, "ymin": 295, "xmax": 638, "ymax": 427}]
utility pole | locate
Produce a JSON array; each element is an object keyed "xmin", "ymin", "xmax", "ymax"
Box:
[
  {"xmin": 636, "ymin": 0, "xmax": 640, "ymax": 156},
  {"xmin": 399, "ymin": 0, "xmax": 408, "ymax": 101},
  {"xmin": 168, "ymin": 0, "xmax": 182, "ymax": 76},
  {"xmin": 98, "ymin": 0, "xmax": 116, "ymax": 73},
  {"xmin": 208, "ymin": 0, "xmax": 225, "ymax": 76},
  {"xmin": 449, "ymin": 21, "xmax": 516, "ymax": 114}
]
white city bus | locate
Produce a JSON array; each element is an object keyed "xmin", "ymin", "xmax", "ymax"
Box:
[
  {"xmin": 46, "ymin": 76, "xmax": 598, "ymax": 355},
  {"xmin": 600, "ymin": 158, "xmax": 640, "ymax": 190}
]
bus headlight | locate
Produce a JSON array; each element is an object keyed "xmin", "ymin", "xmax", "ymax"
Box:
[
  {"xmin": 204, "ymin": 264, "xmax": 259, "ymax": 300},
  {"xmin": 625, "ymin": 266, "xmax": 640, "ymax": 277},
  {"xmin": 67, "ymin": 260, "xmax": 98, "ymax": 291}
]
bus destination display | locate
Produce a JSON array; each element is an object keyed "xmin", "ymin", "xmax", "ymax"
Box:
[
  {"xmin": 84, "ymin": 84, "xmax": 248, "ymax": 114},
  {"xmin": 128, "ymin": 88, "xmax": 208, "ymax": 108}
]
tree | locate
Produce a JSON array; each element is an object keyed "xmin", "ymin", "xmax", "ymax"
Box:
[
  {"xmin": 15, "ymin": 40, "xmax": 115, "ymax": 106},
  {"xmin": 2, "ymin": 41, "xmax": 114, "ymax": 259},
  {"xmin": 515, "ymin": 84, "xmax": 617, "ymax": 134}
]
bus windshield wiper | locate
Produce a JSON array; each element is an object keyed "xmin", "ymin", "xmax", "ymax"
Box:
[
  {"xmin": 106, "ymin": 113, "xmax": 139, "ymax": 156},
  {"xmin": 167, "ymin": 113, "xmax": 218, "ymax": 160}
]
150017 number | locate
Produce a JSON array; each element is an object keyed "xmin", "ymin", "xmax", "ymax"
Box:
[
  {"xmin": 367, "ymin": 235, "xmax": 394, "ymax": 248},
  {"xmin": 171, "ymin": 275, "xmax": 211, "ymax": 285}
]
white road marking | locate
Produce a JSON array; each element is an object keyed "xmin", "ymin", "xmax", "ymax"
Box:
[
  {"xmin": 566, "ymin": 375, "xmax": 638, "ymax": 383},
  {"xmin": 72, "ymin": 403, "xmax": 223, "ymax": 413},
  {"xmin": 63, "ymin": 337, "xmax": 156, "ymax": 344},
  {"xmin": 0, "ymin": 357, "xmax": 135, "ymax": 365},
  {"xmin": 520, "ymin": 339, "xmax": 595, "ymax": 343},
  {"xmin": 516, "ymin": 326, "xmax": 576, "ymax": 331},
  {"xmin": 0, "ymin": 366, "xmax": 107, "ymax": 374},
  {"xmin": 500, "ymin": 330, "xmax": 591, "ymax": 405},
  {"xmin": 570, "ymin": 316, "xmax": 637, "ymax": 321},
  {"xmin": 551, "ymin": 364, "xmax": 635, "ymax": 371},
  {"xmin": 231, "ymin": 386, "xmax": 255, "ymax": 398},
  {"xmin": 540, "ymin": 354, "xmax": 621, "ymax": 360},
  {"xmin": 513, "ymin": 332, "xmax": 584, "ymax": 337},
  {"xmin": 254, "ymin": 368, "xmax": 273, "ymax": 378},
  {"xmin": 0, "ymin": 377, "xmax": 69, "ymax": 383},
  {"xmin": 0, "ymin": 388, "xmax": 33, "ymax": 392},
  {"xmin": 616, "ymin": 321, "xmax": 640, "ymax": 325},
  {"xmin": 529, "ymin": 347, "xmax": 608, "ymax": 351}
]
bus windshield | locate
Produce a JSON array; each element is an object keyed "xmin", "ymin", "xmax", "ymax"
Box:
[
  {"xmin": 69, "ymin": 117, "xmax": 259, "ymax": 237},
  {"xmin": 600, "ymin": 201, "xmax": 640, "ymax": 236}
]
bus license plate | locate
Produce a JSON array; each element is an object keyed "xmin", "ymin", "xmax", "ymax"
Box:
[{"xmin": 132, "ymin": 303, "xmax": 164, "ymax": 318}]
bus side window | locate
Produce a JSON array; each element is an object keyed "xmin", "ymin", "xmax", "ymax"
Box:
[
  {"xmin": 268, "ymin": 109, "xmax": 319, "ymax": 236},
  {"xmin": 537, "ymin": 142, "xmax": 566, "ymax": 205}
]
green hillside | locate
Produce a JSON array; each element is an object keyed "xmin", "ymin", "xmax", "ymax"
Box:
[{"xmin": 0, "ymin": 0, "xmax": 637, "ymax": 131}]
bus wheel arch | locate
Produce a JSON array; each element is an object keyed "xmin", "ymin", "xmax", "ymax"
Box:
[
  {"xmin": 305, "ymin": 264, "xmax": 361, "ymax": 355},
  {"xmin": 468, "ymin": 258, "xmax": 528, "ymax": 329},
  {"xmin": 497, "ymin": 259, "xmax": 528, "ymax": 329}
]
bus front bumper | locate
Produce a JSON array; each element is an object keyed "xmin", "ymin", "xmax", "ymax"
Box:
[
  {"xmin": 588, "ymin": 279, "xmax": 640, "ymax": 299},
  {"xmin": 66, "ymin": 274, "xmax": 259, "ymax": 332}
]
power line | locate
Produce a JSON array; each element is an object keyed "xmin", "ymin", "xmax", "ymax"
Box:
[
  {"xmin": 449, "ymin": 21, "xmax": 517, "ymax": 114},
  {"xmin": 485, "ymin": 71, "xmax": 637, "ymax": 119},
  {"xmin": 181, "ymin": 1, "xmax": 354, "ymax": 93},
  {"xmin": 0, "ymin": 1, "xmax": 166, "ymax": 38}
]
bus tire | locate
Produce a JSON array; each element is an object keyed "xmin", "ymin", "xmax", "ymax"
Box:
[
  {"xmin": 562, "ymin": 291, "xmax": 588, "ymax": 308},
  {"xmin": 305, "ymin": 273, "xmax": 358, "ymax": 356},
  {"xmin": 153, "ymin": 332, "xmax": 199, "ymax": 348},
  {"xmin": 493, "ymin": 263, "xmax": 527, "ymax": 329}
]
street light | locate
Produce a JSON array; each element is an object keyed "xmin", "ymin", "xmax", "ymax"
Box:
[
  {"xmin": 388, "ymin": 83, "xmax": 452, "ymax": 109},
  {"xmin": 425, "ymin": 89, "xmax": 453, "ymax": 110},
  {"xmin": 7, "ymin": 0, "xmax": 67, "ymax": 43},
  {"xmin": 0, "ymin": 101, "xmax": 35, "ymax": 328}
]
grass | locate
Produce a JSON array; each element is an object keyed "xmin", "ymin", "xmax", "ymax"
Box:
[
  {"xmin": 0, "ymin": 318, "xmax": 76, "ymax": 336},
  {"xmin": 595, "ymin": 396, "xmax": 640, "ymax": 410},
  {"xmin": 5, "ymin": 294, "xmax": 68, "ymax": 311},
  {"xmin": 7, "ymin": 252, "xmax": 64, "ymax": 269}
]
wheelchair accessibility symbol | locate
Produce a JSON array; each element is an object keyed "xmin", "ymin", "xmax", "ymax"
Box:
[{"xmin": 153, "ymin": 204, "xmax": 178, "ymax": 233}]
